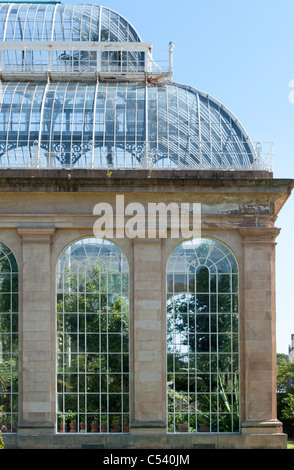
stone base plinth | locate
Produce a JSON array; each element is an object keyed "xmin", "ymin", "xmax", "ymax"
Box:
[
  {"xmin": 241, "ymin": 419, "xmax": 283, "ymax": 435},
  {"xmin": 130, "ymin": 420, "xmax": 166, "ymax": 435},
  {"xmin": 3, "ymin": 429, "xmax": 288, "ymax": 449},
  {"xmin": 17, "ymin": 420, "xmax": 55, "ymax": 436}
]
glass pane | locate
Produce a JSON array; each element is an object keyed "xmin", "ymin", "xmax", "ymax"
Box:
[{"xmin": 196, "ymin": 266, "xmax": 209, "ymax": 292}]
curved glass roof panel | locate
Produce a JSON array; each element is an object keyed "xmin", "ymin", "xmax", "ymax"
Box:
[
  {"xmin": 0, "ymin": 81, "xmax": 254, "ymax": 169},
  {"xmin": 0, "ymin": 3, "xmax": 141, "ymax": 42}
]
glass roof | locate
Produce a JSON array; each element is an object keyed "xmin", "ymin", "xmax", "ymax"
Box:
[
  {"xmin": 0, "ymin": 3, "xmax": 265, "ymax": 171},
  {"xmin": 0, "ymin": 3, "xmax": 141, "ymax": 42},
  {"xmin": 0, "ymin": 81, "xmax": 254, "ymax": 169}
]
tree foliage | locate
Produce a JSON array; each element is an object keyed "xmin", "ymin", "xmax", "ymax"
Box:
[
  {"xmin": 277, "ymin": 354, "xmax": 294, "ymax": 392},
  {"xmin": 277, "ymin": 353, "xmax": 294, "ymax": 437}
]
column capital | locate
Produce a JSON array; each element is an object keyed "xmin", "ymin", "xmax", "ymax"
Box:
[
  {"xmin": 238, "ymin": 226, "xmax": 280, "ymax": 244},
  {"xmin": 17, "ymin": 224, "xmax": 55, "ymax": 243}
]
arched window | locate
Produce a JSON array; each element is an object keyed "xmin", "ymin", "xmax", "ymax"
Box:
[
  {"xmin": 0, "ymin": 242, "xmax": 18, "ymax": 434},
  {"xmin": 167, "ymin": 238, "xmax": 239, "ymax": 433},
  {"xmin": 56, "ymin": 238, "xmax": 129, "ymax": 433}
]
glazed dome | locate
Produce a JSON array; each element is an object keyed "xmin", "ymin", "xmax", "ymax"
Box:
[
  {"xmin": 0, "ymin": 3, "xmax": 262, "ymax": 170},
  {"xmin": 0, "ymin": 81, "xmax": 255, "ymax": 168},
  {"xmin": 0, "ymin": 3, "xmax": 141, "ymax": 42}
]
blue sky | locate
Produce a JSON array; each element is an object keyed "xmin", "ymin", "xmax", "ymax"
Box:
[{"xmin": 66, "ymin": 0, "xmax": 294, "ymax": 354}]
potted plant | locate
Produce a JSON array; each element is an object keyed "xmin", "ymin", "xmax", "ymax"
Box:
[
  {"xmin": 79, "ymin": 414, "xmax": 86, "ymax": 433},
  {"xmin": 67, "ymin": 411, "xmax": 77, "ymax": 433},
  {"xmin": 198, "ymin": 414, "xmax": 210, "ymax": 432},
  {"xmin": 112, "ymin": 415, "xmax": 120, "ymax": 433},
  {"xmin": 11, "ymin": 415, "xmax": 18, "ymax": 434},
  {"xmin": 176, "ymin": 413, "xmax": 188, "ymax": 432},
  {"xmin": 58, "ymin": 414, "xmax": 67, "ymax": 433},
  {"xmin": 101, "ymin": 415, "xmax": 107, "ymax": 433},
  {"xmin": 199, "ymin": 423, "xmax": 209, "ymax": 432},
  {"xmin": 1, "ymin": 414, "xmax": 10, "ymax": 433},
  {"xmin": 7, "ymin": 415, "xmax": 12, "ymax": 433},
  {"xmin": 90, "ymin": 413, "xmax": 99, "ymax": 433},
  {"xmin": 123, "ymin": 415, "xmax": 129, "ymax": 433},
  {"xmin": 178, "ymin": 422, "xmax": 188, "ymax": 432}
]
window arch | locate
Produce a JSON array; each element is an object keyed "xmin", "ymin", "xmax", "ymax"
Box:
[
  {"xmin": 0, "ymin": 242, "xmax": 18, "ymax": 434},
  {"xmin": 167, "ymin": 238, "xmax": 239, "ymax": 433},
  {"xmin": 56, "ymin": 237, "xmax": 129, "ymax": 433}
]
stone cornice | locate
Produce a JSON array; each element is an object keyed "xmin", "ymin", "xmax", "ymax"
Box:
[
  {"xmin": 0, "ymin": 168, "xmax": 274, "ymax": 181},
  {"xmin": 1, "ymin": 169, "xmax": 293, "ymax": 193}
]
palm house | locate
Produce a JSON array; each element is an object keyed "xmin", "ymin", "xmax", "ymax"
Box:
[{"xmin": 0, "ymin": 2, "xmax": 293, "ymax": 450}]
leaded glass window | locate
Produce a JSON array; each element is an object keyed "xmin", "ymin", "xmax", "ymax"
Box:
[
  {"xmin": 167, "ymin": 238, "xmax": 239, "ymax": 433},
  {"xmin": 56, "ymin": 238, "xmax": 129, "ymax": 434},
  {"xmin": 0, "ymin": 242, "xmax": 18, "ymax": 434}
]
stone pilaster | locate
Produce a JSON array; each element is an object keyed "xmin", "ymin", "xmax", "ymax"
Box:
[
  {"xmin": 238, "ymin": 227, "xmax": 283, "ymax": 434},
  {"xmin": 17, "ymin": 225, "xmax": 55, "ymax": 435},
  {"xmin": 131, "ymin": 238, "xmax": 166, "ymax": 433}
]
